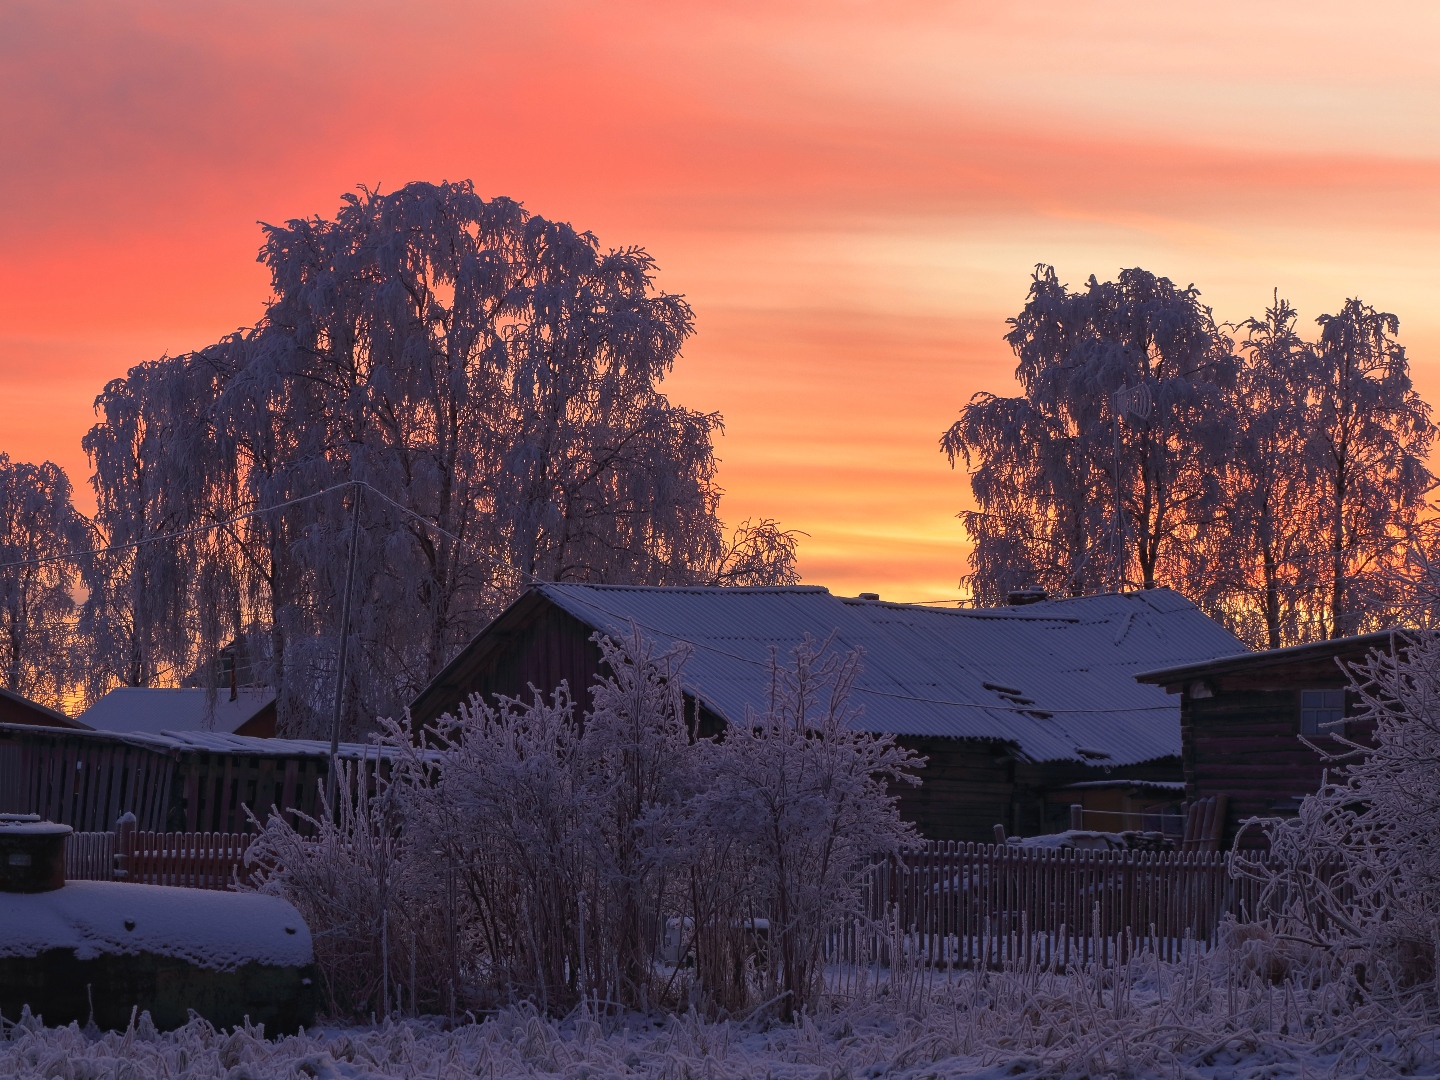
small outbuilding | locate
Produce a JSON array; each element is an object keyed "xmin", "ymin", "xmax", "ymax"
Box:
[
  {"xmin": 78, "ymin": 687, "xmax": 277, "ymax": 739},
  {"xmin": 1135, "ymin": 630, "xmax": 1412, "ymax": 847},
  {"xmin": 0, "ymin": 723, "xmax": 391, "ymax": 833},
  {"xmin": 412, "ymin": 583, "xmax": 1248, "ymax": 842},
  {"xmin": 0, "ymin": 687, "xmax": 85, "ymax": 730}
]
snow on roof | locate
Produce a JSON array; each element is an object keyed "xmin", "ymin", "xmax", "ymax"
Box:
[
  {"xmin": 0, "ymin": 880, "xmax": 312, "ymax": 970},
  {"xmin": 156, "ymin": 730, "xmax": 431, "ymax": 761},
  {"xmin": 0, "ymin": 721, "xmax": 414, "ymax": 761},
  {"xmin": 77, "ymin": 687, "xmax": 275, "ymax": 737},
  {"xmin": 525, "ymin": 583, "xmax": 1247, "ymax": 766}
]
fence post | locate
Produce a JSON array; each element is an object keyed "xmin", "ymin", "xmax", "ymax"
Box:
[
  {"xmin": 1069, "ymin": 804, "xmax": 1084, "ymax": 831},
  {"xmin": 114, "ymin": 811, "xmax": 137, "ymax": 881}
]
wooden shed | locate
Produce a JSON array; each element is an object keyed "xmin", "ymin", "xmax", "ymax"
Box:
[
  {"xmin": 412, "ymin": 583, "xmax": 1247, "ymax": 842},
  {"xmin": 1135, "ymin": 630, "xmax": 1410, "ymax": 847},
  {"xmin": 0, "ymin": 687, "xmax": 86, "ymax": 729},
  {"xmin": 0, "ymin": 722, "xmax": 388, "ymax": 833}
]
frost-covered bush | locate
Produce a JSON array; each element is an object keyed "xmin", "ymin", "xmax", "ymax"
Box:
[
  {"xmin": 242, "ymin": 759, "xmax": 451, "ymax": 1019},
  {"xmin": 695, "ymin": 638, "xmax": 919, "ymax": 1020},
  {"xmin": 375, "ymin": 629, "xmax": 702, "ymax": 1015},
  {"xmin": 245, "ymin": 629, "xmax": 918, "ymax": 1021},
  {"xmin": 1235, "ymin": 632, "xmax": 1440, "ymax": 997}
]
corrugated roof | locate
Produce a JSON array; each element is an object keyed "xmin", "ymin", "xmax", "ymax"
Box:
[
  {"xmin": 154, "ymin": 730, "xmax": 415, "ymax": 760},
  {"xmin": 77, "ymin": 688, "xmax": 275, "ymax": 737},
  {"xmin": 526, "ymin": 583, "xmax": 1247, "ymax": 766},
  {"xmin": 0, "ymin": 721, "xmax": 400, "ymax": 761},
  {"xmin": 1135, "ymin": 628, "xmax": 1423, "ymax": 686}
]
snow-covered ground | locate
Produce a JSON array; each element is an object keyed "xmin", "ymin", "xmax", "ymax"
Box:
[{"xmin": 5, "ymin": 958, "xmax": 1438, "ymax": 1079}]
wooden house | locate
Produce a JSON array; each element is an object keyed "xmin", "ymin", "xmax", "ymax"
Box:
[
  {"xmin": 0, "ymin": 687, "xmax": 86, "ymax": 729},
  {"xmin": 1135, "ymin": 630, "xmax": 1410, "ymax": 847},
  {"xmin": 411, "ymin": 583, "xmax": 1248, "ymax": 842}
]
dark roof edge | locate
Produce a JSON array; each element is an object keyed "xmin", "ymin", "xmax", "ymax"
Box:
[{"xmin": 1135, "ymin": 628, "xmax": 1425, "ymax": 686}]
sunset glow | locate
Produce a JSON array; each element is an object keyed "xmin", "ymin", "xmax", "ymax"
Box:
[{"xmin": 3, "ymin": 1, "xmax": 1439, "ymax": 601}]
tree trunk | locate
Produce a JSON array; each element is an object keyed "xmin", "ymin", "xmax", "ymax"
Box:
[
  {"xmin": 1262, "ymin": 536, "xmax": 1281, "ymax": 650},
  {"xmin": 1330, "ymin": 461, "xmax": 1347, "ymax": 639}
]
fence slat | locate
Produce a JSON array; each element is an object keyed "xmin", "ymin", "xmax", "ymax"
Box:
[{"xmin": 831, "ymin": 839, "xmax": 1277, "ymax": 985}]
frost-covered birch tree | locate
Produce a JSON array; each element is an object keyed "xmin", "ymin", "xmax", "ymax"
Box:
[
  {"xmin": 83, "ymin": 181, "xmax": 795, "ymax": 735},
  {"xmin": 1305, "ymin": 300, "xmax": 1432, "ymax": 638},
  {"xmin": 0, "ymin": 454, "xmax": 89, "ymax": 708},
  {"xmin": 943, "ymin": 265, "xmax": 1236, "ymax": 604},
  {"xmin": 1195, "ymin": 296, "xmax": 1319, "ymax": 649},
  {"xmin": 945, "ymin": 269, "xmax": 1434, "ymax": 647}
]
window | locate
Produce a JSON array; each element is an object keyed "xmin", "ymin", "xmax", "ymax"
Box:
[{"xmin": 1300, "ymin": 689, "xmax": 1345, "ymax": 737}]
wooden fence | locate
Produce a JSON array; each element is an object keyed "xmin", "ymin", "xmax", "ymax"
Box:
[
  {"xmin": 65, "ymin": 818, "xmax": 254, "ymax": 891},
  {"xmin": 831, "ymin": 841, "xmax": 1268, "ymax": 974},
  {"xmin": 62, "ymin": 831, "xmax": 1272, "ymax": 970},
  {"xmin": 64, "ymin": 829, "xmax": 117, "ymax": 881}
]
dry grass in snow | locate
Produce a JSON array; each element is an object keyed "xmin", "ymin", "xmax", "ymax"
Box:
[{"xmin": 6, "ymin": 947, "xmax": 1440, "ymax": 1080}]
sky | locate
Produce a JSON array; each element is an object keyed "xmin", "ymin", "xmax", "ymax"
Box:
[{"xmin": 2, "ymin": 1, "xmax": 1438, "ymax": 602}]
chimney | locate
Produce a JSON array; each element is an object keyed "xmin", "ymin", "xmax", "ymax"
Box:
[
  {"xmin": 857, "ymin": 592, "xmax": 880, "ymax": 601},
  {"xmin": 1007, "ymin": 587, "xmax": 1048, "ymax": 606}
]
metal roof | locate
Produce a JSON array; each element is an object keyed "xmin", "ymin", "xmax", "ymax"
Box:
[
  {"xmin": 1135, "ymin": 628, "xmax": 1423, "ymax": 687},
  {"xmin": 0, "ymin": 721, "xmax": 400, "ymax": 761},
  {"xmin": 515, "ymin": 583, "xmax": 1246, "ymax": 766},
  {"xmin": 76, "ymin": 688, "xmax": 275, "ymax": 737}
]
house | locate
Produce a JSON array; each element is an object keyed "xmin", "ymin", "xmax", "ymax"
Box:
[
  {"xmin": 411, "ymin": 583, "xmax": 1248, "ymax": 842},
  {"xmin": 1135, "ymin": 630, "xmax": 1411, "ymax": 847},
  {"xmin": 77, "ymin": 687, "xmax": 277, "ymax": 739},
  {"xmin": 0, "ymin": 687, "xmax": 87, "ymax": 730},
  {"xmin": 0, "ymin": 722, "xmax": 391, "ymax": 832}
]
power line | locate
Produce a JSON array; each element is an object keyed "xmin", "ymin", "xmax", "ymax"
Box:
[
  {"xmin": 0, "ymin": 483, "xmax": 352, "ymax": 573},
  {"xmin": 0, "ymin": 478, "xmax": 542, "ymax": 587},
  {"xmin": 356, "ymin": 482, "xmax": 537, "ymax": 584}
]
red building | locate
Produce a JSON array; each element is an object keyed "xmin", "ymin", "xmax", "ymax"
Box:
[{"xmin": 0, "ymin": 687, "xmax": 85, "ymax": 729}]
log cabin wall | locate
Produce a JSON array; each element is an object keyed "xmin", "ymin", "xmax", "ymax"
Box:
[
  {"xmin": 890, "ymin": 737, "xmax": 1015, "ymax": 842},
  {"xmin": 1138, "ymin": 630, "xmax": 1407, "ymax": 847}
]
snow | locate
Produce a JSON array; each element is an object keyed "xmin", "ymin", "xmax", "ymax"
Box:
[
  {"xmin": 0, "ymin": 821, "xmax": 71, "ymax": 837},
  {"xmin": 76, "ymin": 687, "xmax": 275, "ymax": 737},
  {"xmin": 1009, "ymin": 829, "xmax": 1128, "ymax": 850},
  {"xmin": 2, "ymin": 958, "xmax": 1437, "ymax": 1080},
  {"xmin": 0, "ymin": 880, "xmax": 312, "ymax": 970}
]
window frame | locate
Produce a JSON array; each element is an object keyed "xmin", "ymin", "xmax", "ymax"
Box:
[{"xmin": 1299, "ymin": 687, "xmax": 1346, "ymax": 738}]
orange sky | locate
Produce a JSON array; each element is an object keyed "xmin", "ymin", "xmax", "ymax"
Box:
[{"xmin": 2, "ymin": 1, "xmax": 1438, "ymax": 601}]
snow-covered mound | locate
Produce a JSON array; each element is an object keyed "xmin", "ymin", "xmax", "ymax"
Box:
[{"xmin": 0, "ymin": 880, "xmax": 312, "ymax": 970}]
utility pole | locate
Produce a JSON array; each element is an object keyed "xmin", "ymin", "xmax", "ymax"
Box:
[{"xmin": 326, "ymin": 481, "xmax": 363, "ymax": 810}]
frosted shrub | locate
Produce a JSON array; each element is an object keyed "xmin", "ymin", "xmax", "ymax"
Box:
[
  {"xmin": 380, "ymin": 684, "xmax": 593, "ymax": 1014},
  {"xmin": 1236, "ymin": 632, "xmax": 1440, "ymax": 997},
  {"xmin": 242, "ymin": 759, "xmax": 446, "ymax": 1018},
  {"xmin": 248, "ymin": 628, "xmax": 918, "ymax": 1021},
  {"xmin": 696, "ymin": 637, "xmax": 920, "ymax": 1021}
]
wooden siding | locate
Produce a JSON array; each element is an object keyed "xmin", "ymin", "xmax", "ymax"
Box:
[
  {"xmin": 1184, "ymin": 688, "xmax": 1334, "ymax": 845},
  {"xmin": 0, "ymin": 688, "xmax": 80, "ymax": 729},
  {"xmin": 893, "ymin": 737, "xmax": 1015, "ymax": 842},
  {"xmin": 0, "ymin": 725, "xmax": 387, "ymax": 834},
  {"xmin": 0, "ymin": 725, "xmax": 177, "ymax": 831}
]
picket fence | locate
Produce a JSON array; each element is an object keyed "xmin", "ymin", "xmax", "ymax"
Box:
[
  {"xmin": 64, "ymin": 829, "xmax": 1268, "ymax": 970},
  {"xmin": 66, "ymin": 819, "xmax": 254, "ymax": 891},
  {"xmin": 828, "ymin": 841, "xmax": 1267, "ymax": 978}
]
